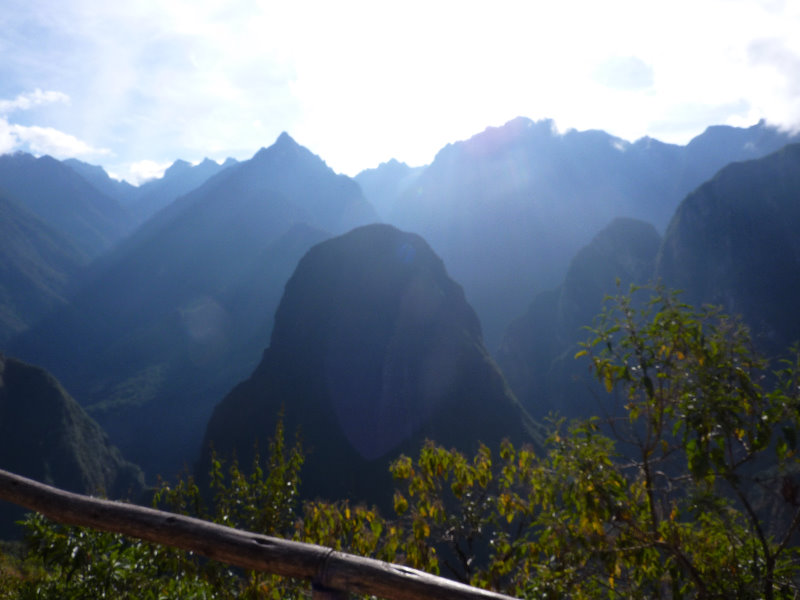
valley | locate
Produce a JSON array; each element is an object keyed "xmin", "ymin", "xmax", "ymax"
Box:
[{"xmin": 1, "ymin": 117, "xmax": 800, "ymax": 594}]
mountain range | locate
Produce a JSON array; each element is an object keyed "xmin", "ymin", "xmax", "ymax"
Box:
[
  {"xmin": 2, "ymin": 116, "xmax": 800, "ymax": 505},
  {"xmin": 9, "ymin": 132, "xmax": 376, "ymax": 476},
  {"xmin": 382, "ymin": 117, "xmax": 800, "ymax": 348},
  {"xmin": 497, "ymin": 142, "xmax": 800, "ymax": 419},
  {"xmin": 64, "ymin": 156, "xmax": 239, "ymax": 225}
]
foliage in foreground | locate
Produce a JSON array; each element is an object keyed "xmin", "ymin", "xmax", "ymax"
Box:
[
  {"xmin": 0, "ymin": 418, "xmax": 307, "ymax": 600},
  {"xmin": 2, "ymin": 286, "xmax": 800, "ymax": 599}
]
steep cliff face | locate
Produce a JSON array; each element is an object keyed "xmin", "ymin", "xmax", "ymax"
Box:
[
  {"xmin": 657, "ymin": 143, "xmax": 800, "ymax": 354},
  {"xmin": 0, "ymin": 354, "xmax": 144, "ymax": 536},
  {"xmin": 0, "ymin": 354, "xmax": 144, "ymax": 495},
  {"xmin": 200, "ymin": 224, "xmax": 538, "ymax": 504}
]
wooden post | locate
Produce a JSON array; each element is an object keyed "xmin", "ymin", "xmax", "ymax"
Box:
[
  {"xmin": 0, "ymin": 468, "xmax": 520, "ymax": 600},
  {"xmin": 313, "ymin": 547, "xmax": 350, "ymax": 599}
]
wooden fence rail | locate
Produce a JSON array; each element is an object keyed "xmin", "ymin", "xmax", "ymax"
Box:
[{"xmin": 0, "ymin": 468, "xmax": 519, "ymax": 600}]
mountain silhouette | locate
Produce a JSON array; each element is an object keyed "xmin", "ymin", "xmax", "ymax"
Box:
[{"xmin": 199, "ymin": 224, "xmax": 539, "ymax": 504}]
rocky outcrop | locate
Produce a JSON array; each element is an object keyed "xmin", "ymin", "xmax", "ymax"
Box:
[{"xmin": 200, "ymin": 224, "xmax": 539, "ymax": 504}]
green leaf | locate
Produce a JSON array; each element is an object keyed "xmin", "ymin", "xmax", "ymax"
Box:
[
  {"xmin": 393, "ymin": 492, "xmax": 409, "ymax": 515},
  {"xmin": 604, "ymin": 369, "xmax": 614, "ymax": 393},
  {"xmin": 777, "ymin": 438, "xmax": 788, "ymax": 462}
]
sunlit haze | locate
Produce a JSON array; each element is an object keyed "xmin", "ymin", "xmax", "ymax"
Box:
[{"xmin": 1, "ymin": 0, "xmax": 799, "ymax": 183}]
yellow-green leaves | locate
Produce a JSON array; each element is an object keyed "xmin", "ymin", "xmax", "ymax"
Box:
[
  {"xmin": 572, "ymin": 285, "xmax": 800, "ymax": 597},
  {"xmin": 393, "ymin": 491, "xmax": 409, "ymax": 515}
]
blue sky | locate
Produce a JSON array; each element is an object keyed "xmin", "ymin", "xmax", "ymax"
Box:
[{"xmin": 1, "ymin": 0, "xmax": 799, "ymax": 183}]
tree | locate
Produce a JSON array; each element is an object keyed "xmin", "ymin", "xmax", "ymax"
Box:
[
  {"xmin": 579, "ymin": 285, "xmax": 800, "ymax": 598},
  {"xmin": 391, "ymin": 286, "xmax": 800, "ymax": 598}
]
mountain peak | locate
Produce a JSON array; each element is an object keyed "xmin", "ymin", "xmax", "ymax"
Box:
[
  {"xmin": 251, "ymin": 132, "xmax": 304, "ymax": 162},
  {"xmin": 275, "ymin": 131, "xmax": 298, "ymax": 147},
  {"xmin": 163, "ymin": 159, "xmax": 192, "ymax": 178}
]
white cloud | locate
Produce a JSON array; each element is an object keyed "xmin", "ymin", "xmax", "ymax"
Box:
[
  {"xmin": 10, "ymin": 122, "xmax": 111, "ymax": 158},
  {"xmin": 593, "ymin": 57, "xmax": 655, "ymax": 92},
  {"xmin": 0, "ymin": 89, "xmax": 109, "ymax": 159},
  {"xmin": 0, "ymin": 118, "xmax": 17, "ymax": 154},
  {"xmin": 0, "ymin": 89, "xmax": 69, "ymax": 114},
  {"xmin": 747, "ymin": 37, "xmax": 800, "ymax": 126},
  {"xmin": 128, "ymin": 159, "xmax": 172, "ymax": 184}
]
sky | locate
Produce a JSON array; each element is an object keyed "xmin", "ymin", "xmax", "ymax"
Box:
[{"xmin": 1, "ymin": 0, "xmax": 799, "ymax": 184}]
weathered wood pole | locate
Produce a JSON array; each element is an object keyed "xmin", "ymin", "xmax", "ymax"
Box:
[{"xmin": 0, "ymin": 468, "xmax": 519, "ymax": 600}]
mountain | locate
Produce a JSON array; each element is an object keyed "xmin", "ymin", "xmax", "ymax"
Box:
[
  {"xmin": 199, "ymin": 224, "xmax": 539, "ymax": 504},
  {"xmin": 222, "ymin": 222, "xmax": 332, "ymax": 358},
  {"xmin": 677, "ymin": 121, "xmax": 800, "ymax": 196},
  {"xmin": 500, "ymin": 141, "xmax": 800, "ymax": 421},
  {"xmin": 10, "ymin": 133, "xmax": 378, "ymax": 478},
  {"xmin": 64, "ymin": 156, "xmax": 239, "ymax": 225},
  {"xmin": 0, "ymin": 152, "xmax": 132, "ymax": 258},
  {"xmin": 497, "ymin": 218, "xmax": 661, "ymax": 417},
  {"xmin": 0, "ymin": 194, "xmax": 85, "ymax": 344},
  {"xmin": 354, "ymin": 158, "xmax": 425, "ymax": 219},
  {"xmin": 656, "ymin": 142, "xmax": 800, "ymax": 355},
  {"xmin": 129, "ymin": 157, "xmax": 238, "ymax": 223},
  {"xmin": 9, "ymin": 119, "xmax": 798, "ymax": 487},
  {"xmin": 86, "ymin": 223, "xmax": 333, "ymax": 476},
  {"xmin": 0, "ymin": 353, "xmax": 144, "ymax": 537},
  {"xmin": 62, "ymin": 158, "xmax": 138, "ymax": 205},
  {"xmin": 387, "ymin": 117, "xmax": 800, "ymax": 349}
]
